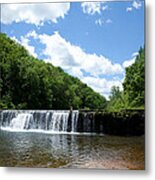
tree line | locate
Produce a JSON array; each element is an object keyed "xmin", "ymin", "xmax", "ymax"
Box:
[
  {"xmin": 0, "ymin": 33, "xmax": 144, "ymax": 110},
  {"xmin": 0, "ymin": 33, "xmax": 107, "ymax": 109},
  {"xmin": 107, "ymin": 47, "xmax": 145, "ymax": 111}
]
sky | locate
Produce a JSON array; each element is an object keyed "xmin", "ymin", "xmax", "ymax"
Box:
[{"xmin": 0, "ymin": 0, "xmax": 144, "ymax": 99}]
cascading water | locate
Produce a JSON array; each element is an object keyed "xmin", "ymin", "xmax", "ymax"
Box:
[
  {"xmin": 10, "ymin": 113, "xmax": 33, "ymax": 130},
  {"xmin": 50, "ymin": 112, "xmax": 69, "ymax": 132},
  {"xmin": 71, "ymin": 112, "xmax": 79, "ymax": 132},
  {"xmin": 0, "ymin": 110, "xmax": 79, "ymax": 133}
]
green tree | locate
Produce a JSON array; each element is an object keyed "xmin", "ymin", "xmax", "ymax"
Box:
[
  {"xmin": 107, "ymin": 86, "xmax": 124, "ymax": 111},
  {"xmin": 123, "ymin": 47, "xmax": 145, "ymax": 107},
  {"xmin": 107, "ymin": 47, "xmax": 145, "ymax": 111},
  {"xmin": 0, "ymin": 33, "xmax": 107, "ymax": 110}
]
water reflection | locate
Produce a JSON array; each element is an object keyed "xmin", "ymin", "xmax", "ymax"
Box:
[{"xmin": 0, "ymin": 130, "xmax": 144, "ymax": 169}]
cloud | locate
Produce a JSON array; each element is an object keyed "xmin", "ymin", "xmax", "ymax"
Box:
[
  {"xmin": 126, "ymin": 1, "xmax": 142, "ymax": 12},
  {"xmin": 122, "ymin": 51, "xmax": 138, "ymax": 68},
  {"xmin": 25, "ymin": 31, "xmax": 124, "ymax": 98},
  {"xmin": 81, "ymin": 76, "xmax": 123, "ymax": 99},
  {"xmin": 95, "ymin": 18, "xmax": 112, "ymax": 26},
  {"xmin": 132, "ymin": 1, "xmax": 142, "ymax": 9},
  {"xmin": 81, "ymin": 2, "xmax": 107, "ymax": 15},
  {"xmin": 95, "ymin": 19, "xmax": 103, "ymax": 26},
  {"xmin": 20, "ymin": 36, "xmax": 38, "ymax": 58},
  {"xmin": 1, "ymin": 3, "xmax": 70, "ymax": 26},
  {"xmin": 11, "ymin": 36, "xmax": 38, "ymax": 58},
  {"xmin": 31, "ymin": 31, "xmax": 124, "ymax": 77},
  {"xmin": 67, "ymin": 67, "xmax": 84, "ymax": 79},
  {"xmin": 126, "ymin": 7, "xmax": 133, "ymax": 12},
  {"xmin": 26, "ymin": 30, "xmax": 38, "ymax": 39},
  {"xmin": 132, "ymin": 52, "xmax": 139, "ymax": 57},
  {"xmin": 123, "ymin": 58, "xmax": 135, "ymax": 68},
  {"xmin": 13, "ymin": 31, "xmax": 126, "ymax": 98}
]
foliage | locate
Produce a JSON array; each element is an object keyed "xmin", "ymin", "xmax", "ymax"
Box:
[
  {"xmin": 0, "ymin": 33, "xmax": 107, "ymax": 109},
  {"xmin": 0, "ymin": 33, "xmax": 144, "ymax": 111},
  {"xmin": 107, "ymin": 86, "xmax": 130, "ymax": 111},
  {"xmin": 107, "ymin": 47, "xmax": 145, "ymax": 111},
  {"xmin": 123, "ymin": 47, "xmax": 145, "ymax": 107}
]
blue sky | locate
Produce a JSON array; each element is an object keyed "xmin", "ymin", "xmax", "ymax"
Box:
[{"xmin": 1, "ymin": 1, "xmax": 144, "ymax": 99}]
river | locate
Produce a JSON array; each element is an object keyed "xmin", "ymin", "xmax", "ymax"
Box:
[{"xmin": 0, "ymin": 130, "xmax": 144, "ymax": 169}]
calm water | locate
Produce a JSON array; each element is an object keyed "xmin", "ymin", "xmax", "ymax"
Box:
[{"xmin": 0, "ymin": 130, "xmax": 144, "ymax": 169}]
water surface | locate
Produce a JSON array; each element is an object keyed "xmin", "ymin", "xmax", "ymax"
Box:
[{"xmin": 0, "ymin": 130, "xmax": 144, "ymax": 169}]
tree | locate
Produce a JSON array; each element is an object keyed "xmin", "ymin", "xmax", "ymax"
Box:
[
  {"xmin": 0, "ymin": 33, "xmax": 107, "ymax": 109},
  {"xmin": 123, "ymin": 47, "xmax": 145, "ymax": 107},
  {"xmin": 107, "ymin": 47, "xmax": 145, "ymax": 111},
  {"xmin": 107, "ymin": 86, "xmax": 125, "ymax": 111},
  {"xmin": 109, "ymin": 86, "xmax": 122, "ymax": 101}
]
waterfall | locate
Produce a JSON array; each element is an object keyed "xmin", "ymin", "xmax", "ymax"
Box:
[
  {"xmin": 0, "ymin": 110, "xmax": 79, "ymax": 133},
  {"xmin": 50, "ymin": 112, "xmax": 69, "ymax": 132},
  {"xmin": 71, "ymin": 111, "xmax": 79, "ymax": 132},
  {"xmin": 10, "ymin": 113, "xmax": 33, "ymax": 130}
]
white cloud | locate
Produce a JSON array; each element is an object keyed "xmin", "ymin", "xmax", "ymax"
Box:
[
  {"xmin": 102, "ymin": 5, "xmax": 108, "ymax": 11},
  {"xmin": 132, "ymin": 52, "xmax": 139, "ymax": 57},
  {"xmin": 122, "ymin": 52, "xmax": 138, "ymax": 68},
  {"xmin": 9, "ymin": 31, "xmax": 141, "ymax": 99},
  {"xmin": 132, "ymin": 1, "xmax": 142, "ymax": 9},
  {"xmin": 11, "ymin": 36, "xmax": 38, "ymax": 58},
  {"xmin": 25, "ymin": 31, "xmax": 124, "ymax": 98},
  {"xmin": 14, "ymin": 31, "xmax": 126, "ymax": 98},
  {"xmin": 95, "ymin": 18, "xmax": 112, "ymax": 26},
  {"xmin": 123, "ymin": 58, "xmax": 135, "ymax": 68},
  {"xmin": 126, "ymin": 7, "xmax": 133, "ymax": 12},
  {"xmin": 26, "ymin": 30, "xmax": 38, "ymax": 39},
  {"xmin": 126, "ymin": 1, "xmax": 142, "ymax": 12},
  {"xmin": 67, "ymin": 67, "xmax": 84, "ymax": 79},
  {"xmin": 95, "ymin": 19, "xmax": 103, "ymax": 26},
  {"xmin": 122, "ymin": 51, "xmax": 138, "ymax": 68},
  {"xmin": 81, "ymin": 76, "xmax": 123, "ymax": 99},
  {"xmin": 1, "ymin": 3, "xmax": 70, "ymax": 26},
  {"xmin": 31, "ymin": 31, "xmax": 124, "ymax": 78},
  {"xmin": 20, "ymin": 36, "xmax": 38, "ymax": 58},
  {"xmin": 81, "ymin": 2, "xmax": 107, "ymax": 15},
  {"xmin": 11, "ymin": 36, "xmax": 20, "ymax": 43}
]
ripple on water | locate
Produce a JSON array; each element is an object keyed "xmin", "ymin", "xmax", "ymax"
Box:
[{"xmin": 0, "ymin": 130, "xmax": 144, "ymax": 169}]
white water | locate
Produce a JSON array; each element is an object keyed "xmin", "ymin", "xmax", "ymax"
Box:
[
  {"xmin": 0, "ymin": 110, "xmax": 79, "ymax": 133},
  {"xmin": 10, "ymin": 113, "xmax": 33, "ymax": 130},
  {"xmin": 50, "ymin": 112, "xmax": 69, "ymax": 132},
  {"xmin": 71, "ymin": 112, "xmax": 79, "ymax": 132}
]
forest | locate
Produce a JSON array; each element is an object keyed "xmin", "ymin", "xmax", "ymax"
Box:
[
  {"xmin": 0, "ymin": 33, "xmax": 106, "ymax": 109},
  {"xmin": 0, "ymin": 33, "xmax": 145, "ymax": 110},
  {"xmin": 107, "ymin": 47, "xmax": 145, "ymax": 111}
]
